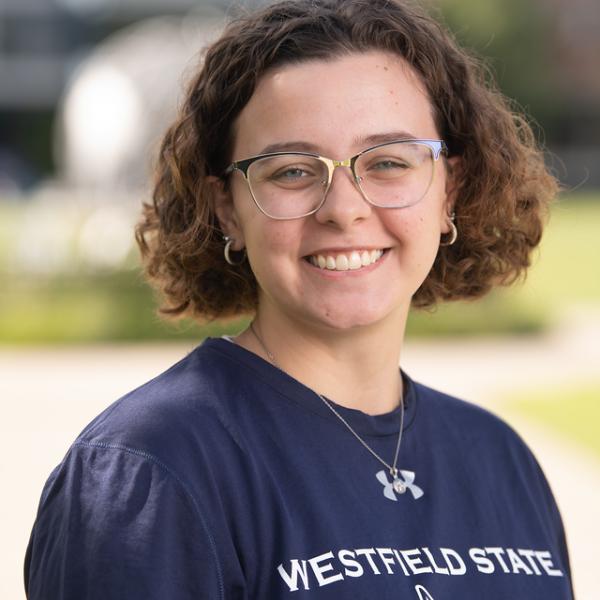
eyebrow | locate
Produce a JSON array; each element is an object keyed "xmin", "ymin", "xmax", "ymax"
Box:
[
  {"xmin": 258, "ymin": 131, "xmax": 419, "ymax": 156},
  {"xmin": 356, "ymin": 131, "xmax": 418, "ymax": 146},
  {"xmin": 259, "ymin": 141, "xmax": 321, "ymax": 154}
]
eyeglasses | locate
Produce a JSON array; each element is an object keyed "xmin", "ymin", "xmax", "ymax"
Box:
[{"xmin": 224, "ymin": 139, "xmax": 447, "ymax": 220}]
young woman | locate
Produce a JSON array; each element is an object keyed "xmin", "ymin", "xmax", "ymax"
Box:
[{"xmin": 25, "ymin": 1, "xmax": 573, "ymax": 598}]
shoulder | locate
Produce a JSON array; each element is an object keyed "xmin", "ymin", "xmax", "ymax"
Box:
[
  {"xmin": 410, "ymin": 378, "xmax": 570, "ymax": 578},
  {"xmin": 26, "ymin": 425, "xmax": 227, "ymax": 599},
  {"xmin": 72, "ymin": 338, "xmax": 253, "ymax": 476},
  {"xmin": 411, "ymin": 378, "xmax": 547, "ymax": 478},
  {"xmin": 26, "ymin": 339, "xmax": 252, "ymax": 598},
  {"xmin": 411, "ymin": 378, "xmax": 561, "ymax": 507},
  {"xmin": 414, "ymin": 379, "xmax": 523, "ymax": 443}
]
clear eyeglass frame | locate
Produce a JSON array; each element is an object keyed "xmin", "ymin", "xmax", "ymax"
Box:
[{"xmin": 223, "ymin": 138, "xmax": 448, "ymax": 220}]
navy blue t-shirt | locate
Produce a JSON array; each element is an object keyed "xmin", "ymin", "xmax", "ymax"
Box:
[{"xmin": 25, "ymin": 338, "xmax": 573, "ymax": 599}]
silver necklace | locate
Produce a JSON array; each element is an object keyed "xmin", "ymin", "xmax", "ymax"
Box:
[{"xmin": 248, "ymin": 321, "xmax": 408, "ymax": 494}]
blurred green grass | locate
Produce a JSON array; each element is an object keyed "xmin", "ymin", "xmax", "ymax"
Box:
[
  {"xmin": 408, "ymin": 193, "xmax": 600, "ymax": 336},
  {"xmin": 507, "ymin": 384, "xmax": 600, "ymax": 459},
  {"xmin": 0, "ymin": 272, "xmax": 248, "ymax": 343},
  {"xmin": 521, "ymin": 195, "xmax": 600, "ymax": 305},
  {"xmin": 0, "ymin": 193, "xmax": 598, "ymax": 343}
]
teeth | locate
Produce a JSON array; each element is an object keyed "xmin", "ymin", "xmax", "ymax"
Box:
[
  {"xmin": 348, "ymin": 251, "xmax": 362, "ymax": 270},
  {"xmin": 335, "ymin": 255, "xmax": 349, "ymax": 271},
  {"xmin": 309, "ymin": 249, "xmax": 384, "ymax": 271}
]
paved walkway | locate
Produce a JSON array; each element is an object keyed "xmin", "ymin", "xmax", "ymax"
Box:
[{"xmin": 2, "ymin": 323, "xmax": 598, "ymax": 599}]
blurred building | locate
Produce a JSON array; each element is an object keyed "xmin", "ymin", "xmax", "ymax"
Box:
[
  {"xmin": 544, "ymin": 0, "xmax": 600, "ymax": 189},
  {"xmin": 437, "ymin": 0, "xmax": 600, "ymax": 191},
  {"xmin": 0, "ymin": 0, "xmax": 247, "ymax": 193},
  {"xmin": 57, "ymin": 15, "xmax": 223, "ymax": 191}
]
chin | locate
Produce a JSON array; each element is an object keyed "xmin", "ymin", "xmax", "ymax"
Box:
[{"xmin": 306, "ymin": 302, "xmax": 403, "ymax": 333}]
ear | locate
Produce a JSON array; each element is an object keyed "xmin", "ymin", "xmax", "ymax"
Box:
[
  {"xmin": 441, "ymin": 156, "xmax": 462, "ymax": 231},
  {"xmin": 206, "ymin": 175, "xmax": 245, "ymax": 250}
]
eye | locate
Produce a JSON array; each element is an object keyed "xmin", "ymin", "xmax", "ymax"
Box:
[
  {"xmin": 360, "ymin": 154, "xmax": 415, "ymax": 181},
  {"xmin": 250, "ymin": 155, "xmax": 324, "ymax": 188},
  {"xmin": 270, "ymin": 166, "xmax": 313, "ymax": 181},
  {"xmin": 369, "ymin": 158, "xmax": 410, "ymax": 171},
  {"xmin": 264, "ymin": 162, "xmax": 322, "ymax": 188}
]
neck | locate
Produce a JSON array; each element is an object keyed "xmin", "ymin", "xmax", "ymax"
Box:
[{"xmin": 236, "ymin": 306, "xmax": 407, "ymax": 415}]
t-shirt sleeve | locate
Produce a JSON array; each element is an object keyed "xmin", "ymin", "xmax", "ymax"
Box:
[
  {"xmin": 24, "ymin": 441, "xmax": 225, "ymax": 600},
  {"xmin": 527, "ymin": 445, "xmax": 573, "ymax": 585}
]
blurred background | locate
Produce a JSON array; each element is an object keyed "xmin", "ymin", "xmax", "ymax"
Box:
[{"xmin": 1, "ymin": 0, "xmax": 598, "ymax": 598}]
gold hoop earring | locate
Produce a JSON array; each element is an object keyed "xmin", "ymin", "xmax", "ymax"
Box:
[
  {"xmin": 440, "ymin": 212, "xmax": 458, "ymax": 246},
  {"xmin": 223, "ymin": 236, "xmax": 247, "ymax": 266}
]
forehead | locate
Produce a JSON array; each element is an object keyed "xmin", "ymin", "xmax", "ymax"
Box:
[{"xmin": 232, "ymin": 51, "xmax": 438, "ymax": 158}]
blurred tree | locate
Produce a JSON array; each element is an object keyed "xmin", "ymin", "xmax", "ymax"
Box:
[{"xmin": 432, "ymin": 0, "xmax": 563, "ymax": 133}]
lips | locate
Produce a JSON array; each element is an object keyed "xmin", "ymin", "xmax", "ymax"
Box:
[{"xmin": 306, "ymin": 249, "xmax": 385, "ymax": 271}]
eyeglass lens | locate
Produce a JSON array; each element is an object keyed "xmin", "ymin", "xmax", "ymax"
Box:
[{"xmin": 246, "ymin": 141, "xmax": 436, "ymax": 219}]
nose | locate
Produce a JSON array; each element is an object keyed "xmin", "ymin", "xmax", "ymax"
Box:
[{"xmin": 314, "ymin": 165, "xmax": 372, "ymax": 228}]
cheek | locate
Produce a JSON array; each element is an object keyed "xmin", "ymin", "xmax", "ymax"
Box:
[
  {"xmin": 244, "ymin": 219, "xmax": 303, "ymax": 268},
  {"xmin": 385, "ymin": 209, "xmax": 443, "ymax": 276},
  {"xmin": 267, "ymin": 226, "xmax": 296, "ymax": 251},
  {"xmin": 386, "ymin": 207, "xmax": 442, "ymax": 243}
]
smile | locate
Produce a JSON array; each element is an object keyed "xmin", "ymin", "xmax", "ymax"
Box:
[{"xmin": 306, "ymin": 249, "xmax": 385, "ymax": 271}]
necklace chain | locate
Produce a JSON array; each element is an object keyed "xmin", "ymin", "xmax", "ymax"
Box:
[{"xmin": 248, "ymin": 321, "xmax": 405, "ymax": 479}]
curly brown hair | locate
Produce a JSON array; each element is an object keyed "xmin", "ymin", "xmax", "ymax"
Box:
[{"xmin": 136, "ymin": 0, "xmax": 558, "ymax": 320}]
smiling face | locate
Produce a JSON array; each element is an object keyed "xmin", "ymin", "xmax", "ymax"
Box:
[{"xmin": 214, "ymin": 51, "xmax": 455, "ymax": 335}]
